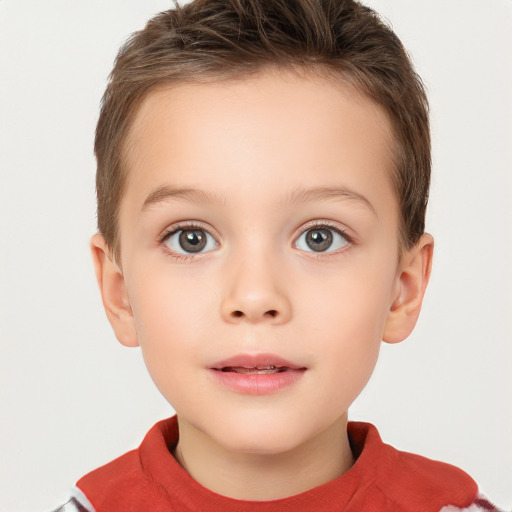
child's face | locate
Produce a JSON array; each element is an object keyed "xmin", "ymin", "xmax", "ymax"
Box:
[{"xmin": 107, "ymin": 71, "xmax": 415, "ymax": 454}]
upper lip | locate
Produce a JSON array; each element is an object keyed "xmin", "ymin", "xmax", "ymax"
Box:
[{"xmin": 210, "ymin": 353, "xmax": 306, "ymax": 370}]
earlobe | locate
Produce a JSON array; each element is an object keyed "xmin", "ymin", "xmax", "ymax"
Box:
[
  {"xmin": 90, "ymin": 233, "xmax": 139, "ymax": 347},
  {"xmin": 383, "ymin": 234, "xmax": 434, "ymax": 344}
]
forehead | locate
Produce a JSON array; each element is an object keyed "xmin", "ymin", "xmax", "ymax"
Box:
[{"xmin": 121, "ymin": 70, "xmax": 397, "ymax": 225}]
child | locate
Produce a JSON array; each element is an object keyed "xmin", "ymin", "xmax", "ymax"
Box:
[{"xmin": 50, "ymin": 0, "xmax": 505, "ymax": 510}]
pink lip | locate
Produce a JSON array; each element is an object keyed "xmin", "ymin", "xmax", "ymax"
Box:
[{"xmin": 208, "ymin": 353, "xmax": 306, "ymax": 396}]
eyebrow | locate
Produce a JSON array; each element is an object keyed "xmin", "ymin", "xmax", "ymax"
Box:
[
  {"xmin": 141, "ymin": 184, "xmax": 376, "ymax": 215},
  {"xmin": 286, "ymin": 186, "xmax": 376, "ymax": 215},
  {"xmin": 141, "ymin": 185, "xmax": 221, "ymax": 211}
]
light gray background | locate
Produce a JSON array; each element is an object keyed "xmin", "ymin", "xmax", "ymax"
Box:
[{"xmin": 0, "ymin": 1, "xmax": 511, "ymax": 510}]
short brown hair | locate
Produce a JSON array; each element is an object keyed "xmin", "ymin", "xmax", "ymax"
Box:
[{"xmin": 95, "ymin": 0, "xmax": 430, "ymax": 256}]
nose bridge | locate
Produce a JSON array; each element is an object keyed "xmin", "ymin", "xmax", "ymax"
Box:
[{"xmin": 220, "ymin": 238, "xmax": 292, "ymax": 324}]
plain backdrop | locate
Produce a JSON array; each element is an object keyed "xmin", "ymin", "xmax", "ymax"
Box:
[{"xmin": 0, "ymin": 1, "xmax": 511, "ymax": 510}]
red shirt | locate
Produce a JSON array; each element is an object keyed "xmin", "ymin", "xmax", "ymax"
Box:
[{"xmin": 77, "ymin": 417, "xmax": 478, "ymax": 511}]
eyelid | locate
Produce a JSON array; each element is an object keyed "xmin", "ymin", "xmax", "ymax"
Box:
[
  {"xmin": 159, "ymin": 221, "xmax": 220, "ymax": 259},
  {"xmin": 159, "ymin": 221, "xmax": 219, "ymax": 243},
  {"xmin": 295, "ymin": 220, "xmax": 353, "ymax": 241},
  {"xmin": 293, "ymin": 220, "xmax": 354, "ymax": 254}
]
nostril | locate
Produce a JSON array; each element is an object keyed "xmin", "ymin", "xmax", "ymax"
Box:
[{"xmin": 230, "ymin": 309, "xmax": 278, "ymax": 319}]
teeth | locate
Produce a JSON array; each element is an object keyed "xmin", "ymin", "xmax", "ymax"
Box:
[{"xmin": 222, "ymin": 365, "xmax": 283, "ymax": 374}]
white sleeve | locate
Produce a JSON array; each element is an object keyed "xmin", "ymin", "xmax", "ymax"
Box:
[
  {"xmin": 48, "ymin": 487, "xmax": 95, "ymax": 512},
  {"xmin": 439, "ymin": 493, "xmax": 507, "ymax": 512}
]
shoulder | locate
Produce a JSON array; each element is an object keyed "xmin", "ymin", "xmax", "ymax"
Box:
[
  {"xmin": 72, "ymin": 417, "xmax": 179, "ymax": 509},
  {"xmin": 348, "ymin": 422, "xmax": 477, "ymax": 510},
  {"xmin": 74, "ymin": 438, "xmax": 154, "ymax": 508},
  {"xmin": 76, "ymin": 446, "xmax": 143, "ymax": 499},
  {"xmin": 348, "ymin": 423, "xmax": 507, "ymax": 512}
]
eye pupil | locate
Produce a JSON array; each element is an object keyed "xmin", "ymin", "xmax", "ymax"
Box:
[
  {"xmin": 306, "ymin": 229, "xmax": 333, "ymax": 252},
  {"xmin": 179, "ymin": 230, "xmax": 207, "ymax": 252}
]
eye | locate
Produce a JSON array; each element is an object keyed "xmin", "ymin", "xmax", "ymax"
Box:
[
  {"xmin": 295, "ymin": 225, "xmax": 349, "ymax": 253},
  {"xmin": 163, "ymin": 227, "xmax": 217, "ymax": 254}
]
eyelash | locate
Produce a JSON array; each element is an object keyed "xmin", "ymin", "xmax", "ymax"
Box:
[
  {"xmin": 159, "ymin": 222, "xmax": 218, "ymax": 262},
  {"xmin": 158, "ymin": 221, "xmax": 354, "ymax": 261},
  {"xmin": 295, "ymin": 221, "xmax": 353, "ymax": 258}
]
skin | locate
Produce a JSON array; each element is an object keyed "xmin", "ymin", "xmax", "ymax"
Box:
[{"xmin": 92, "ymin": 69, "xmax": 433, "ymax": 500}]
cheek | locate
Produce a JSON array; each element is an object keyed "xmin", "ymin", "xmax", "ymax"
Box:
[
  {"xmin": 296, "ymin": 259, "xmax": 396, "ymax": 386},
  {"xmin": 127, "ymin": 268, "xmax": 210, "ymax": 382},
  {"xmin": 298, "ymin": 260, "xmax": 395, "ymax": 343},
  {"xmin": 311, "ymin": 292, "xmax": 384, "ymax": 374},
  {"xmin": 129, "ymin": 259, "xmax": 212, "ymax": 334},
  {"xmin": 301, "ymin": 292, "xmax": 385, "ymax": 413}
]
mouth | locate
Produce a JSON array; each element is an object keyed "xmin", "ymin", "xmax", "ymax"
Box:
[
  {"xmin": 219, "ymin": 365, "xmax": 294, "ymax": 375},
  {"xmin": 221, "ymin": 365, "xmax": 291, "ymax": 374},
  {"xmin": 210, "ymin": 353, "xmax": 306, "ymax": 373},
  {"xmin": 209, "ymin": 354, "xmax": 307, "ymax": 395}
]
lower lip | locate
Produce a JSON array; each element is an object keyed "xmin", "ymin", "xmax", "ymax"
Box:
[{"xmin": 209, "ymin": 368, "xmax": 306, "ymax": 395}]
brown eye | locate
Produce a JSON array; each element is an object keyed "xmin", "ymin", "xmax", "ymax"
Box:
[
  {"xmin": 164, "ymin": 227, "xmax": 217, "ymax": 254},
  {"xmin": 305, "ymin": 228, "xmax": 333, "ymax": 252},
  {"xmin": 295, "ymin": 226, "xmax": 349, "ymax": 253},
  {"xmin": 179, "ymin": 230, "xmax": 207, "ymax": 253}
]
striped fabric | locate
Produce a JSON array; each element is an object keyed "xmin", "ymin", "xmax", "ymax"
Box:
[{"xmin": 440, "ymin": 495, "xmax": 507, "ymax": 512}]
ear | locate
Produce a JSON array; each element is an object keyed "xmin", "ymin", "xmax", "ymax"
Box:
[
  {"xmin": 90, "ymin": 233, "xmax": 139, "ymax": 347},
  {"xmin": 383, "ymin": 233, "xmax": 434, "ymax": 344}
]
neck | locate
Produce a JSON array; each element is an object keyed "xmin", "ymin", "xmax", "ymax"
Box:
[{"xmin": 173, "ymin": 415, "xmax": 354, "ymax": 501}]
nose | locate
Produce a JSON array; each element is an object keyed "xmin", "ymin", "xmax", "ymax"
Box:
[{"xmin": 220, "ymin": 254, "xmax": 292, "ymax": 325}]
